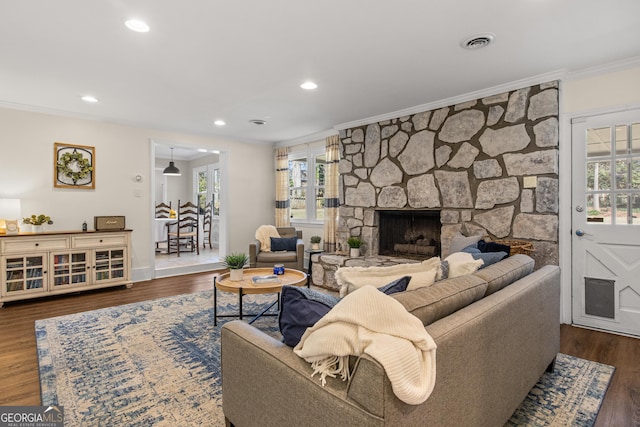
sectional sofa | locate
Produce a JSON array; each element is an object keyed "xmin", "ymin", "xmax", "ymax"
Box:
[{"xmin": 221, "ymin": 254, "xmax": 560, "ymax": 426}]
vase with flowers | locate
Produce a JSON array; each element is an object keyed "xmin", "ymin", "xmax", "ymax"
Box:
[{"xmin": 23, "ymin": 214, "xmax": 53, "ymax": 233}]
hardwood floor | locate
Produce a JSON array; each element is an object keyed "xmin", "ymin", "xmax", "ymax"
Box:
[{"xmin": 1, "ymin": 273, "xmax": 639, "ymax": 426}]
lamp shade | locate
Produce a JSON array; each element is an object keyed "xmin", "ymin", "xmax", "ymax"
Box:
[
  {"xmin": 0, "ymin": 198, "xmax": 21, "ymax": 219},
  {"xmin": 163, "ymin": 161, "xmax": 181, "ymax": 176},
  {"xmin": 163, "ymin": 148, "xmax": 181, "ymax": 176}
]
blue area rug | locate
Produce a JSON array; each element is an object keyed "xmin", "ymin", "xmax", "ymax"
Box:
[{"xmin": 36, "ymin": 290, "xmax": 614, "ymax": 427}]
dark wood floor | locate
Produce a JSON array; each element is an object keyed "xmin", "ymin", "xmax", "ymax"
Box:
[{"xmin": 1, "ymin": 272, "xmax": 639, "ymax": 426}]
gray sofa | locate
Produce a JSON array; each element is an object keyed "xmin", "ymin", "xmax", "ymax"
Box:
[{"xmin": 221, "ymin": 255, "xmax": 560, "ymax": 427}]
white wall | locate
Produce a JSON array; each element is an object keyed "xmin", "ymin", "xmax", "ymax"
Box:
[
  {"xmin": 558, "ymin": 63, "xmax": 640, "ymax": 324},
  {"xmin": 0, "ymin": 107, "xmax": 275, "ymax": 281}
]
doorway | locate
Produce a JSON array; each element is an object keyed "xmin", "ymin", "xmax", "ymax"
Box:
[
  {"xmin": 571, "ymin": 109, "xmax": 640, "ymax": 336},
  {"xmin": 151, "ymin": 142, "xmax": 227, "ymax": 278}
]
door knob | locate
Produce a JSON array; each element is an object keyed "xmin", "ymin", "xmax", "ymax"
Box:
[{"xmin": 575, "ymin": 229, "xmax": 592, "ymax": 237}]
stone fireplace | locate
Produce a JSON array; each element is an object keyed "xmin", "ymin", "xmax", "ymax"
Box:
[
  {"xmin": 336, "ymin": 81, "xmax": 560, "ymax": 268},
  {"xmin": 378, "ymin": 209, "xmax": 441, "ymax": 258}
]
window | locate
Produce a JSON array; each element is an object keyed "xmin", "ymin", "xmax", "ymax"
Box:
[
  {"xmin": 586, "ymin": 121, "xmax": 640, "ymax": 224},
  {"xmin": 289, "ymin": 148, "xmax": 325, "ymax": 222},
  {"xmin": 193, "ymin": 164, "xmax": 221, "ymax": 217}
]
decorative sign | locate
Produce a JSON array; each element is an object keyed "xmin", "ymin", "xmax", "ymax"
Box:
[{"xmin": 54, "ymin": 143, "xmax": 95, "ymax": 189}]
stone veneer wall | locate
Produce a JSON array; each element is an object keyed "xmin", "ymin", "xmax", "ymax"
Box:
[{"xmin": 337, "ymin": 81, "xmax": 559, "ymax": 267}]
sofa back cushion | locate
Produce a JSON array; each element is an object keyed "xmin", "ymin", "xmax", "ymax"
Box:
[
  {"xmin": 391, "ymin": 275, "xmax": 488, "ymax": 326},
  {"xmin": 473, "ymin": 254, "xmax": 535, "ymax": 296},
  {"xmin": 335, "ymin": 257, "xmax": 441, "ymax": 297}
]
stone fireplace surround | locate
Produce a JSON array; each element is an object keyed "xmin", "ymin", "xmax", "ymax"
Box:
[{"xmin": 336, "ymin": 81, "xmax": 560, "ymax": 271}]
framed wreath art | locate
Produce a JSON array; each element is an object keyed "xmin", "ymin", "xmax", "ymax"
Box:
[{"xmin": 54, "ymin": 142, "xmax": 95, "ymax": 189}]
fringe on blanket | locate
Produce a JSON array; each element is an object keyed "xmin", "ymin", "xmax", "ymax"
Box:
[{"xmin": 310, "ymin": 355, "xmax": 351, "ymax": 386}]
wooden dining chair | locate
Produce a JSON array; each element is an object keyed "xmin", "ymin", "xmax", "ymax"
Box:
[
  {"xmin": 167, "ymin": 200, "xmax": 199, "ymax": 256},
  {"xmin": 155, "ymin": 202, "xmax": 171, "ymax": 218},
  {"xmin": 203, "ymin": 200, "xmax": 213, "ymax": 249}
]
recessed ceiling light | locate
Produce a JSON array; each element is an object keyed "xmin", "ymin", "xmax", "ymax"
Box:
[
  {"xmin": 81, "ymin": 95, "xmax": 99, "ymax": 103},
  {"xmin": 125, "ymin": 19, "xmax": 150, "ymax": 33},
  {"xmin": 213, "ymin": 119, "xmax": 226, "ymax": 126},
  {"xmin": 249, "ymin": 119, "xmax": 267, "ymax": 125},
  {"xmin": 197, "ymin": 148, "xmax": 208, "ymax": 153},
  {"xmin": 460, "ymin": 33, "xmax": 495, "ymax": 50},
  {"xmin": 300, "ymin": 81, "xmax": 318, "ymax": 90}
]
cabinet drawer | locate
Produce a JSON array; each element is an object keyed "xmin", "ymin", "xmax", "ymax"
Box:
[
  {"xmin": 2, "ymin": 237, "xmax": 69, "ymax": 253},
  {"xmin": 72, "ymin": 234, "xmax": 127, "ymax": 248}
]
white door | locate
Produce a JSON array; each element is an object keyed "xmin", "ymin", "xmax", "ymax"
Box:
[{"xmin": 572, "ymin": 109, "xmax": 640, "ymax": 336}]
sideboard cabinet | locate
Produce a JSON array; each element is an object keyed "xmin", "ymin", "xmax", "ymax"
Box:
[{"xmin": 0, "ymin": 230, "xmax": 132, "ymax": 306}]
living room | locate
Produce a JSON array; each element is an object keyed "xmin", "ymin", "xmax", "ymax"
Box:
[{"xmin": 1, "ymin": 1, "xmax": 639, "ymax": 425}]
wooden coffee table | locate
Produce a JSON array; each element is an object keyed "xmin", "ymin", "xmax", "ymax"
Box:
[{"xmin": 213, "ymin": 267, "xmax": 307, "ymax": 326}]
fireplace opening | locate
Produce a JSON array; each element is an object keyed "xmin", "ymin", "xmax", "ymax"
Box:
[{"xmin": 378, "ymin": 210, "xmax": 441, "ymax": 259}]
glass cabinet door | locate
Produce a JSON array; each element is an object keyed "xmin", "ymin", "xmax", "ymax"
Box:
[
  {"xmin": 2, "ymin": 255, "xmax": 46, "ymax": 295},
  {"xmin": 94, "ymin": 248, "xmax": 126, "ymax": 283},
  {"xmin": 51, "ymin": 251, "xmax": 89, "ymax": 288}
]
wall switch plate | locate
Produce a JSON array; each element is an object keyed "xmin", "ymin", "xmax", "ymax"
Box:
[{"xmin": 523, "ymin": 176, "xmax": 537, "ymax": 188}]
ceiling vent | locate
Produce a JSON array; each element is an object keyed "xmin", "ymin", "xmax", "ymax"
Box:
[
  {"xmin": 461, "ymin": 33, "xmax": 495, "ymax": 50},
  {"xmin": 249, "ymin": 119, "xmax": 267, "ymax": 125}
]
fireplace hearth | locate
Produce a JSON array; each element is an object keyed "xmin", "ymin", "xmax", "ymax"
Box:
[{"xmin": 378, "ymin": 210, "xmax": 441, "ymax": 258}]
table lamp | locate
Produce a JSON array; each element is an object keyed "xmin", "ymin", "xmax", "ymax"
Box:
[{"xmin": 0, "ymin": 199, "xmax": 21, "ymax": 235}]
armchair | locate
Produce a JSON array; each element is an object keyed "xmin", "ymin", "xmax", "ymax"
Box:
[{"xmin": 249, "ymin": 227, "xmax": 304, "ymax": 271}]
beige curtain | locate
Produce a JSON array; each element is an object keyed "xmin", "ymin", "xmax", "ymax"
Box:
[
  {"xmin": 275, "ymin": 147, "xmax": 290, "ymax": 227},
  {"xmin": 323, "ymin": 135, "xmax": 340, "ymax": 252}
]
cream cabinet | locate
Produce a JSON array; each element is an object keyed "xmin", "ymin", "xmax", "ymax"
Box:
[{"xmin": 1, "ymin": 230, "xmax": 132, "ymax": 306}]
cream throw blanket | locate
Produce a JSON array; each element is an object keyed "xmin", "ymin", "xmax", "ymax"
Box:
[
  {"xmin": 255, "ymin": 225, "xmax": 280, "ymax": 252},
  {"xmin": 293, "ymin": 285, "xmax": 437, "ymax": 405}
]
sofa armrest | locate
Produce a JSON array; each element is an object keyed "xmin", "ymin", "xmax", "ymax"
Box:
[
  {"xmin": 221, "ymin": 320, "xmax": 383, "ymax": 427},
  {"xmin": 249, "ymin": 240, "xmax": 260, "ymax": 268},
  {"xmin": 296, "ymin": 239, "xmax": 304, "ymax": 270}
]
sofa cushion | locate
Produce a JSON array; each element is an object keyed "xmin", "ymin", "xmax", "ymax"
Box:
[
  {"xmin": 270, "ymin": 236, "xmax": 297, "ymax": 252},
  {"xmin": 279, "ymin": 286, "xmax": 340, "ymax": 347},
  {"xmin": 444, "ymin": 252, "xmax": 484, "ymax": 278},
  {"xmin": 391, "ymin": 275, "xmax": 488, "ymax": 326},
  {"xmin": 257, "ymin": 251, "xmax": 298, "ymax": 263},
  {"xmin": 473, "ymin": 254, "xmax": 535, "ymax": 296},
  {"xmin": 377, "ymin": 276, "xmax": 412, "ymax": 295},
  {"xmin": 449, "ymin": 231, "xmax": 484, "ymax": 254},
  {"xmin": 335, "ymin": 257, "xmax": 441, "ymax": 297}
]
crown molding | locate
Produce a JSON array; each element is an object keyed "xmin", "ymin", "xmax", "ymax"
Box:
[
  {"xmin": 333, "ymin": 69, "xmax": 568, "ymax": 131},
  {"xmin": 566, "ymin": 56, "xmax": 640, "ymax": 80},
  {"xmin": 276, "ymin": 128, "xmax": 338, "ymax": 148}
]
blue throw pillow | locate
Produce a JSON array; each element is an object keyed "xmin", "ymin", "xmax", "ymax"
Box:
[
  {"xmin": 471, "ymin": 251, "xmax": 509, "ymax": 268},
  {"xmin": 270, "ymin": 236, "xmax": 297, "ymax": 251},
  {"xmin": 377, "ymin": 276, "xmax": 411, "ymax": 295},
  {"xmin": 279, "ymin": 286, "xmax": 340, "ymax": 347}
]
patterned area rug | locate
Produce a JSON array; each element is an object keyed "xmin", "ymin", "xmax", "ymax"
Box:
[{"xmin": 36, "ymin": 290, "xmax": 614, "ymax": 427}]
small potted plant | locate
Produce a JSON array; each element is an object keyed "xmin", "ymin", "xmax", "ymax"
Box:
[
  {"xmin": 310, "ymin": 235, "xmax": 322, "ymax": 250},
  {"xmin": 347, "ymin": 236, "xmax": 362, "ymax": 258},
  {"xmin": 224, "ymin": 252, "xmax": 249, "ymax": 281},
  {"xmin": 23, "ymin": 214, "xmax": 53, "ymax": 233}
]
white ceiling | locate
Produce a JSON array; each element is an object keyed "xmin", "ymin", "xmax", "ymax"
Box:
[{"xmin": 1, "ymin": 1, "xmax": 639, "ymax": 146}]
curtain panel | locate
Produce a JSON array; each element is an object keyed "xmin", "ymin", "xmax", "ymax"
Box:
[
  {"xmin": 323, "ymin": 135, "xmax": 340, "ymax": 252},
  {"xmin": 275, "ymin": 147, "xmax": 290, "ymax": 227}
]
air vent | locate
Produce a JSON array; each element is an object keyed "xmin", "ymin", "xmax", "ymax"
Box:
[
  {"xmin": 249, "ymin": 119, "xmax": 267, "ymax": 125},
  {"xmin": 461, "ymin": 33, "xmax": 495, "ymax": 50}
]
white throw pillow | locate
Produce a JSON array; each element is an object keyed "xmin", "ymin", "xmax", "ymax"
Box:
[
  {"xmin": 255, "ymin": 225, "xmax": 280, "ymax": 252},
  {"xmin": 449, "ymin": 231, "xmax": 483, "ymax": 254},
  {"xmin": 336, "ymin": 257, "xmax": 441, "ymax": 297},
  {"xmin": 444, "ymin": 252, "xmax": 484, "ymax": 278}
]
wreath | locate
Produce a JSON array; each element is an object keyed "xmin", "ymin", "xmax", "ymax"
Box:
[{"xmin": 57, "ymin": 151, "xmax": 93, "ymax": 184}]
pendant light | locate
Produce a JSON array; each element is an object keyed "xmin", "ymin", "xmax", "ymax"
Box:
[{"xmin": 163, "ymin": 148, "xmax": 181, "ymax": 176}]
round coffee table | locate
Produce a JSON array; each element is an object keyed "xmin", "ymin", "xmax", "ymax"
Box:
[{"xmin": 213, "ymin": 267, "xmax": 307, "ymax": 325}]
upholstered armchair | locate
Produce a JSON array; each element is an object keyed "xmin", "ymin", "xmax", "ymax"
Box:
[{"xmin": 249, "ymin": 227, "xmax": 304, "ymax": 271}]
